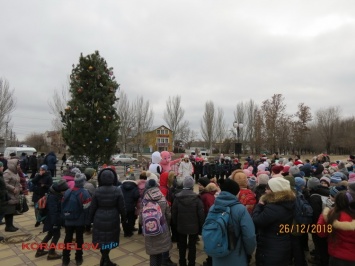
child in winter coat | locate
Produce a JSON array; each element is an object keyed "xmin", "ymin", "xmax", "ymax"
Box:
[
  {"xmin": 35, "ymin": 180, "xmax": 69, "ymax": 260},
  {"xmin": 230, "ymin": 169, "xmax": 257, "ymax": 215}
]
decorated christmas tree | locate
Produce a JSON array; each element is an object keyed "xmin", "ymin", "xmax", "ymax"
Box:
[{"xmin": 61, "ymin": 51, "xmax": 120, "ymax": 167}]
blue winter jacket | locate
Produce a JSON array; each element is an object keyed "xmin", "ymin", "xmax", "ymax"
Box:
[{"xmin": 211, "ymin": 191, "xmax": 256, "ymax": 266}]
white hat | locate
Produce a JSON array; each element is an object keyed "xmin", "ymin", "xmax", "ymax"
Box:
[{"xmin": 268, "ymin": 177, "xmax": 291, "ymax": 192}]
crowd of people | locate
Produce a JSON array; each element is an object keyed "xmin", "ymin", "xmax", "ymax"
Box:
[{"xmin": 1, "ymin": 151, "xmax": 355, "ymax": 266}]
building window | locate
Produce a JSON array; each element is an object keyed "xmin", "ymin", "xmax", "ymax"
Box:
[{"xmin": 156, "ymin": 138, "xmax": 169, "ymax": 143}]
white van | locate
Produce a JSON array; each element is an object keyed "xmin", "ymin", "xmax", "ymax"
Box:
[{"xmin": 4, "ymin": 147, "xmax": 37, "ymax": 158}]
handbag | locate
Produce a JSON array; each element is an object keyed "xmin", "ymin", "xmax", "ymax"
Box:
[{"xmin": 17, "ymin": 194, "xmax": 29, "ymax": 213}]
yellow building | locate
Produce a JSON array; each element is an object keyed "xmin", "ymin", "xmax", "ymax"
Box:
[{"xmin": 145, "ymin": 125, "xmax": 173, "ymax": 152}]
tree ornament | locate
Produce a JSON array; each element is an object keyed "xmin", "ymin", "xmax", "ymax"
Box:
[
  {"xmin": 89, "ymin": 65, "xmax": 93, "ymax": 70},
  {"xmin": 109, "ymin": 71, "xmax": 113, "ymax": 76},
  {"xmin": 103, "ymin": 116, "xmax": 106, "ymax": 119},
  {"xmin": 77, "ymin": 87, "xmax": 83, "ymax": 93},
  {"xmin": 65, "ymin": 106, "xmax": 71, "ymax": 111},
  {"xmin": 75, "ymin": 76, "xmax": 80, "ymax": 80},
  {"xmin": 105, "ymin": 138, "xmax": 109, "ymax": 142},
  {"xmin": 97, "ymin": 120, "xmax": 99, "ymax": 123},
  {"xmin": 90, "ymin": 141, "xmax": 92, "ymax": 144},
  {"xmin": 97, "ymin": 109, "xmax": 99, "ymax": 113},
  {"xmin": 97, "ymin": 145, "xmax": 100, "ymax": 148},
  {"xmin": 99, "ymin": 83, "xmax": 103, "ymax": 87}
]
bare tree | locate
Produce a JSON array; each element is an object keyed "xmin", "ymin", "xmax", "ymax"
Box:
[
  {"xmin": 0, "ymin": 78, "xmax": 16, "ymax": 137},
  {"xmin": 48, "ymin": 79, "xmax": 71, "ymax": 131},
  {"xmin": 314, "ymin": 106, "xmax": 341, "ymax": 153},
  {"xmin": 24, "ymin": 133, "xmax": 49, "ymax": 152},
  {"xmin": 292, "ymin": 103, "xmax": 312, "ymax": 154},
  {"xmin": 200, "ymin": 101, "xmax": 216, "ymax": 154},
  {"xmin": 215, "ymin": 107, "xmax": 227, "ymax": 153},
  {"xmin": 261, "ymin": 94, "xmax": 289, "ymax": 153},
  {"xmin": 116, "ymin": 91, "xmax": 135, "ymax": 153},
  {"xmin": 132, "ymin": 96, "xmax": 154, "ymax": 155},
  {"xmin": 163, "ymin": 95, "xmax": 185, "ymax": 148}
]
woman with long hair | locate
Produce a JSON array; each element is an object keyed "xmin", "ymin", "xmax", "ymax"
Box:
[{"xmin": 317, "ymin": 191, "xmax": 355, "ymax": 265}]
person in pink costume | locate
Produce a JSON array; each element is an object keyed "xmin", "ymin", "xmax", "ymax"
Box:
[{"xmin": 160, "ymin": 151, "xmax": 181, "ymax": 173}]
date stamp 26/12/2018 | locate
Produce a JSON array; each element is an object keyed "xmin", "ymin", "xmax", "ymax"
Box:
[{"xmin": 279, "ymin": 224, "xmax": 333, "ymax": 234}]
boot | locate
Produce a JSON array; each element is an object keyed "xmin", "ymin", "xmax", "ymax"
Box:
[
  {"xmin": 4, "ymin": 215, "xmax": 18, "ymax": 232},
  {"xmin": 162, "ymin": 257, "xmax": 178, "ymax": 266},
  {"xmin": 47, "ymin": 249, "xmax": 62, "ymax": 260},
  {"xmin": 35, "ymin": 249, "xmax": 49, "ymax": 257}
]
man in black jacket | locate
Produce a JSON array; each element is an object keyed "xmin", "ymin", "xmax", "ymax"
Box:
[
  {"xmin": 172, "ymin": 176, "xmax": 205, "ymax": 266},
  {"xmin": 29, "ymin": 152, "xmax": 38, "ymax": 179}
]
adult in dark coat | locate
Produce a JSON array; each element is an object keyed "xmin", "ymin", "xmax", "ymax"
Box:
[
  {"xmin": 90, "ymin": 168, "xmax": 126, "ymax": 266},
  {"xmin": 31, "ymin": 165, "xmax": 53, "ymax": 226},
  {"xmin": 29, "ymin": 152, "xmax": 38, "ymax": 179},
  {"xmin": 252, "ymin": 177, "xmax": 296, "ymax": 266},
  {"xmin": 172, "ymin": 176, "xmax": 205, "ymax": 266},
  {"xmin": 2, "ymin": 158, "xmax": 22, "ymax": 232},
  {"xmin": 120, "ymin": 178, "xmax": 140, "ymax": 237},
  {"xmin": 35, "ymin": 180, "xmax": 68, "ymax": 259},
  {"xmin": 44, "ymin": 151, "xmax": 57, "ymax": 177},
  {"xmin": 308, "ymin": 181, "xmax": 330, "ymax": 266}
]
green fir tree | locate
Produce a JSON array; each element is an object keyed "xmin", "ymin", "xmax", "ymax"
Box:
[{"xmin": 61, "ymin": 51, "xmax": 120, "ymax": 167}]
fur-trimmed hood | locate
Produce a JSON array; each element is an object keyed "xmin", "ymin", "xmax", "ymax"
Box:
[{"xmin": 260, "ymin": 189, "xmax": 296, "ymax": 205}]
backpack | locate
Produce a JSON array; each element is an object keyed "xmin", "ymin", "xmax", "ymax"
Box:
[
  {"xmin": 310, "ymin": 193, "xmax": 328, "ymax": 211},
  {"xmin": 202, "ymin": 203, "xmax": 238, "ymax": 258},
  {"xmin": 35, "ymin": 194, "xmax": 49, "ymax": 221},
  {"xmin": 141, "ymin": 199, "xmax": 166, "ymax": 236},
  {"xmin": 62, "ymin": 190, "xmax": 83, "ymax": 220},
  {"xmin": 294, "ymin": 192, "xmax": 313, "ymax": 224}
]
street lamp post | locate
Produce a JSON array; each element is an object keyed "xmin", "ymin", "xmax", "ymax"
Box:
[{"xmin": 233, "ymin": 121, "xmax": 243, "ymax": 159}]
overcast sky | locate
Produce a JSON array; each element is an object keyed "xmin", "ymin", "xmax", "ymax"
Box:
[{"xmin": 1, "ymin": 0, "xmax": 355, "ymax": 141}]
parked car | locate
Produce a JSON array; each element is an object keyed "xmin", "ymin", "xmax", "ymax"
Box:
[
  {"xmin": 111, "ymin": 154, "xmax": 138, "ymax": 165},
  {"xmin": 66, "ymin": 156, "xmax": 89, "ymax": 168}
]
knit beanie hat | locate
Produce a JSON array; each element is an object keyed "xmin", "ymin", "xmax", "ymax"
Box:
[
  {"xmin": 230, "ymin": 169, "xmax": 248, "ymax": 188},
  {"xmin": 198, "ymin": 176, "xmax": 210, "ymax": 188},
  {"xmin": 289, "ymin": 166, "xmax": 300, "ymax": 177},
  {"xmin": 183, "ymin": 176, "xmax": 194, "ymax": 189},
  {"xmin": 84, "ymin": 168, "xmax": 96, "ymax": 180},
  {"xmin": 307, "ymin": 177, "xmax": 320, "ymax": 189},
  {"xmin": 330, "ymin": 185, "xmax": 347, "ymax": 197},
  {"xmin": 75, "ymin": 173, "xmax": 86, "ymax": 188},
  {"xmin": 258, "ymin": 174, "xmax": 269, "ymax": 185},
  {"xmin": 295, "ymin": 177, "xmax": 306, "ymax": 192},
  {"xmin": 320, "ymin": 176, "xmax": 331, "ymax": 186},
  {"xmin": 145, "ymin": 179, "xmax": 158, "ymax": 189},
  {"xmin": 257, "ymin": 164, "xmax": 266, "ymax": 172},
  {"xmin": 53, "ymin": 179, "xmax": 69, "ymax": 192},
  {"xmin": 220, "ymin": 178, "xmax": 240, "ymax": 196},
  {"xmin": 271, "ymin": 165, "xmax": 284, "ymax": 175},
  {"xmin": 283, "ymin": 165, "xmax": 290, "ymax": 174},
  {"xmin": 268, "ymin": 177, "xmax": 290, "ymax": 192},
  {"xmin": 71, "ymin": 167, "xmax": 81, "ymax": 175},
  {"xmin": 330, "ymin": 173, "xmax": 342, "ymax": 184},
  {"xmin": 146, "ymin": 171, "xmax": 159, "ymax": 182},
  {"xmin": 248, "ymin": 176, "xmax": 257, "ymax": 190},
  {"xmin": 40, "ymin": 164, "xmax": 48, "ymax": 171}
]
